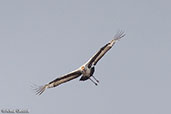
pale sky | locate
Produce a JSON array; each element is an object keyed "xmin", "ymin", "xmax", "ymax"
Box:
[{"xmin": 0, "ymin": 0, "xmax": 171, "ymax": 114}]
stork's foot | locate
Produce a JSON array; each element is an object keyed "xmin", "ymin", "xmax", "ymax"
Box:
[
  {"xmin": 89, "ymin": 78, "xmax": 98, "ymax": 86},
  {"xmin": 92, "ymin": 76, "xmax": 99, "ymax": 83},
  {"xmin": 96, "ymin": 79, "xmax": 99, "ymax": 83}
]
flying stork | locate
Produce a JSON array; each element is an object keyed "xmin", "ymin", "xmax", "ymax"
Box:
[{"xmin": 34, "ymin": 31, "xmax": 125, "ymax": 95}]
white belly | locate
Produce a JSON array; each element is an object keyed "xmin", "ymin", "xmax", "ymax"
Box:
[{"xmin": 83, "ymin": 68, "xmax": 91, "ymax": 77}]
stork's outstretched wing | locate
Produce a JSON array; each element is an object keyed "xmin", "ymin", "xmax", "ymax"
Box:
[
  {"xmin": 87, "ymin": 31, "xmax": 125, "ymax": 68},
  {"xmin": 33, "ymin": 31, "xmax": 125, "ymax": 95},
  {"xmin": 34, "ymin": 69, "xmax": 82, "ymax": 95}
]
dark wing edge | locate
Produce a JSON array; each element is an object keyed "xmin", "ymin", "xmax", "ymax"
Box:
[
  {"xmin": 33, "ymin": 69, "xmax": 82, "ymax": 95},
  {"xmin": 49, "ymin": 70, "xmax": 82, "ymax": 86},
  {"xmin": 87, "ymin": 31, "xmax": 125, "ymax": 68}
]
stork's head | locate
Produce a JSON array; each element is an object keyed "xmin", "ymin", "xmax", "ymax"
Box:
[{"xmin": 81, "ymin": 66, "xmax": 85, "ymax": 71}]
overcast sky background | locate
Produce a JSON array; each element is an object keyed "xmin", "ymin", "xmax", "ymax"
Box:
[{"xmin": 0, "ymin": 0, "xmax": 170, "ymax": 114}]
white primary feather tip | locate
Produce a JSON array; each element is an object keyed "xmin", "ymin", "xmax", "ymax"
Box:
[
  {"xmin": 113, "ymin": 30, "xmax": 125, "ymax": 41},
  {"xmin": 31, "ymin": 83, "xmax": 48, "ymax": 95}
]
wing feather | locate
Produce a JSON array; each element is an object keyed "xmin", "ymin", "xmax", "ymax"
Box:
[
  {"xmin": 49, "ymin": 69, "xmax": 82, "ymax": 87},
  {"xmin": 34, "ymin": 69, "xmax": 82, "ymax": 95},
  {"xmin": 87, "ymin": 31, "xmax": 125, "ymax": 68}
]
